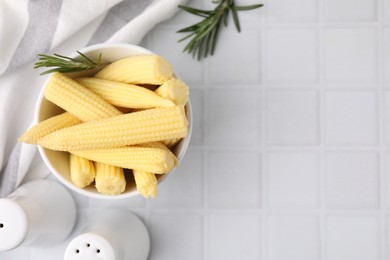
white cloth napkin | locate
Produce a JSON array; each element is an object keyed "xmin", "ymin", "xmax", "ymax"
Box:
[{"xmin": 0, "ymin": 0, "xmax": 187, "ymax": 197}]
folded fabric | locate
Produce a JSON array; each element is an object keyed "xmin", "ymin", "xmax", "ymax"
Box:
[{"xmin": 0, "ymin": 0, "xmax": 187, "ymax": 197}]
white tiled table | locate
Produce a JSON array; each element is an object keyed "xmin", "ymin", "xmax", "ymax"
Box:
[{"xmin": 2, "ymin": 0, "xmax": 390, "ymax": 259}]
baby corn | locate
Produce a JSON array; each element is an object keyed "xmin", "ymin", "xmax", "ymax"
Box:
[
  {"xmin": 95, "ymin": 162, "xmax": 126, "ymax": 195},
  {"xmin": 95, "ymin": 55, "xmax": 174, "ymax": 85},
  {"xmin": 70, "ymin": 153, "xmax": 96, "ymax": 188},
  {"xmin": 43, "ymin": 73, "xmax": 124, "ymax": 190},
  {"xmin": 19, "ymin": 112, "xmax": 81, "ymax": 144},
  {"xmin": 133, "ymin": 170, "xmax": 157, "ymax": 198},
  {"xmin": 154, "ymin": 78, "xmax": 189, "ymax": 147},
  {"xmin": 161, "ymin": 138, "xmax": 181, "ymax": 149},
  {"xmin": 38, "ymin": 106, "xmax": 188, "ymax": 151},
  {"xmin": 72, "ymin": 146, "xmax": 176, "ymax": 174},
  {"xmin": 155, "ymin": 78, "xmax": 189, "ymax": 106},
  {"xmin": 75, "ymin": 77, "xmax": 175, "ymax": 109},
  {"xmin": 140, "ymin": 142, "xmax": 179, "ymax": 167},
  {"xmin": 44, "ymin": 72, "xmax": 121, "ymax": 122}
]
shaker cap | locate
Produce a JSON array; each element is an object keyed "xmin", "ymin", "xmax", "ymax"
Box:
[
  {"xmin": 0, "ymin": 199, "xmax": 28, "ymax": 251},
  {"xmin": 64, "ymin": 233, "xmax": 116, "ymax": 260}
]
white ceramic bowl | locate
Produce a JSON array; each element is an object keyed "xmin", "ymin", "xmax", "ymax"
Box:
[{"xmin": 35, "ymin": 43, "xmax": 192, "ymax": 199}]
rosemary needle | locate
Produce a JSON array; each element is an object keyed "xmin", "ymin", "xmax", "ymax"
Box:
[
  {"xmin": 177, "ymin": 0, "xmax": 263, "ymax": 60},
  {"xmin": 34, "ymin": 51, "xmax": 104, "ymax": 75}
]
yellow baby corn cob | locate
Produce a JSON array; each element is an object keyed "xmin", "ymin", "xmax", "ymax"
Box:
[
  {"xmin": 72, "ymin": 146, "xmax": 176, "ymax": 174},
  {"xmin": 44, "ymin": 72, "xmax": 121, "ymax": 122},
  {"xmin": 44, "ymin": 73, "xmax": 123, "ymax": 190},
  {"xmin": 40, "ymin": 73, "xmax": 124, "ymax": 192},
  {"xmin": 75, "ymin": 77, "xmax": 175, "ymax": 109},
  {"xmin": 154, "ymin": 79, "xmax": 188, "ymax": 149},
  {"xmin": 133, "ymin": 170, "xmax": 157, "ymax": 198},
  {"xmin": 161, "ymin": 138, "xmax": 181, "ymax": 149},
  {"xmin": 38, "ymin": 106, "xmax": 188, "ymax": 151},
  {"xmin": 95, "ymin": 55, "xmax": 174, "ymax": 85},
  {"xmin": 19, "ymin": 112, "xmax": 81, "ymax": 144},
  {"xmin": 95, "ymin": 162, "xmax": 126, "ymax": 195},
  {"xmin": 140, "ymin": 142, "xmax": 179, "ymax": 167},
  {"xmin": 70, "ymin": 153, "xmax": 96, "ymax": 188},
  {"xmin": 155, "ymin": 78, "xmax": 189, "ymax": 106}
]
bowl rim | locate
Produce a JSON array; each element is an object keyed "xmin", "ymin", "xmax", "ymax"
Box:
[{"xmin": 35, "ymin": 43, "xmax": 193, "ymax": 200}]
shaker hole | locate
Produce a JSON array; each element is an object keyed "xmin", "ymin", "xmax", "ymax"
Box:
[
  {"xmin": 76, "ymin": 249, "xmax": 80, "ymax": 254},
  {"xmin": 0, "ymin": 223, "xmax": 3, "ymax": 228},
  {"xmin": 97, "ymin": 249, "xmax": 100, "ymax": 253},
  {"xmin": 87, "ymin": 243, "xmax": 90, "ymax": 247}
]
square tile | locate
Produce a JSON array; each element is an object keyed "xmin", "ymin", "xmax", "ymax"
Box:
[
  {"xmin": 324, "ymin": 28, "xmax": 377, "ymax": 83},
  {"xmin": 325, "ymin": 0, "xmax": 377, "ymax": 21},
  {"xmin": 384, "ymin": 0, "xmax": 390, "ymax": 23},
  {"xmin": 325, "ymin": 153, "xmax": 379, "ymax": 208},
  {"xmin": 385, "ymin": 153, "xmax": 390, "ymax": 208},
  {"xmin": 208, "ymin": 29, "xmax": 261, "ymax": 84},
  {"xmin": 208, "ymin": 151, "xmax": 261, "ymax": 208},
  {"xmin": 384, "ymin": 29, "xmax": 390, "ymax": 83},
  {"xmin": 266, "ymin": 91, "xmax": 319, "ymax": 145},
  {"xmin": 267, "ymin": 0, "xmax": 318, "ymax": 22},
  {"xmin": 386, "ymin": 217, "xmax": 390, "ymax": 257},
  {"xmin": 325, "ymin": 91, "xmax": 378, "ymax": 145},
  {"xmin": 148, "ymin": 27, "xmax": 204, "ymax": 85},
  {"xmin": 326, "ymin": 216, "xmax": 380, "ymax": 260},
  {"xmin": 266, "ymin": 152, "xmax": 319, "ymax": 207},
  {"xmin": 208, "ymin": 90, "xmax": 260, "ymax": 146},
  {"xmin": 148, "ymin": 212, "xmax": 203, "ymax": 260},
  {"xmin": 189, "ymin": 89, "xmax": 204, "ymax": 145},
  {"xmin": 268, "ymin": 215, "xmax": 319, "ymax": 260},
  {"xmin": 151, "ymin": 149, "xmax": 203, "ymax": 208},
  {"xmin": 266, "ymin": 29, "xmax": 318, "ymax": 84},
  {"xmin": 385, "ymin": 92, "xmax": 390, "ymax": 145},
  {"xmin": 209, "ymin": 214, "xmax": 261, "ymax": 260}
]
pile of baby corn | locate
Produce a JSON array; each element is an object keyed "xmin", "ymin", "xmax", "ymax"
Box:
[{"xmin": 19, "ymin": 55, "xmax": 189, "ymax": 198}]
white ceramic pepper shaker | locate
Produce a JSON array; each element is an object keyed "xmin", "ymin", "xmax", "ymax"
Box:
[
  {"xmin": 0, "ymin": 179, "xmax": 76, "ymax": 251},
  {"xmin": 64, "ymin": 209, "xmax": 150, "ymax": 260}
]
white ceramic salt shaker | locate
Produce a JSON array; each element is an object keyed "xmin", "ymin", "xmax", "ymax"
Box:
[
  {"xmin": 64, "ymin": 209, "xmax": 150, "ymax": 260},
  {"xmin": 0, "ymin": 179, "xmax": 76, "ymax": 251}
]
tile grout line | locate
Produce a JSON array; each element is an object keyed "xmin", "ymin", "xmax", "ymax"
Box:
[
  {"xmin": 202, "ymin": 141, "xmax": 209, "ymax": 260},
  {"xmin": 318, "ymin": 0, "xmax": 327, "ymax": 258},
  {"xmin": 208, "ymin": 84, "xmax": 390, "ymax": 91},
  {"xmin": 258, "ymin": 39, "xmax": 266, "ymax": 260},
  {"xmin": 260, "ymin": 1, "xmax": 269, "ymax": 258},
  {"xmin": 377, "ymin": 0, "xmax": 387, "ymax": 258},
  {"xmin": 191, "ymin": 144, "xmax": 390, "ymax": 152},
  {"xmin": 202, "ymin": 5, "xmax": 210, "ymax": 256},
  {"xmin": 146, "ymin": 207, "xmax": 387, "ymax": 214}
]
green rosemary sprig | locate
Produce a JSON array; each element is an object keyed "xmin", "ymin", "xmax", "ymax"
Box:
[
  {"xmin": 177, "ymin": 0, "xmax": 263, "ymax": 60},
  {"xmin": 34, "ymin": 51, "xmax": 103, "ymax": 75}
]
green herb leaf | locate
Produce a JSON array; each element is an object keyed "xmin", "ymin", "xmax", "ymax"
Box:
[
  {"xmin": 34, "ymin": 52, "xmax": 104, "ymax": 75},
  {"xmin": 177, "ymin": 0, "xmax": 263, "ymax": 60},
  {"xmin": 233, "ymin": 4, "xmax": 264, "ymax": 11},
  {"xmin": 231, "ymin": 5, "xmax": 241, "ymax": 32},
  {"xmin": 178, "ymin": 5, "xmax": 213, "ymax": 17}
]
